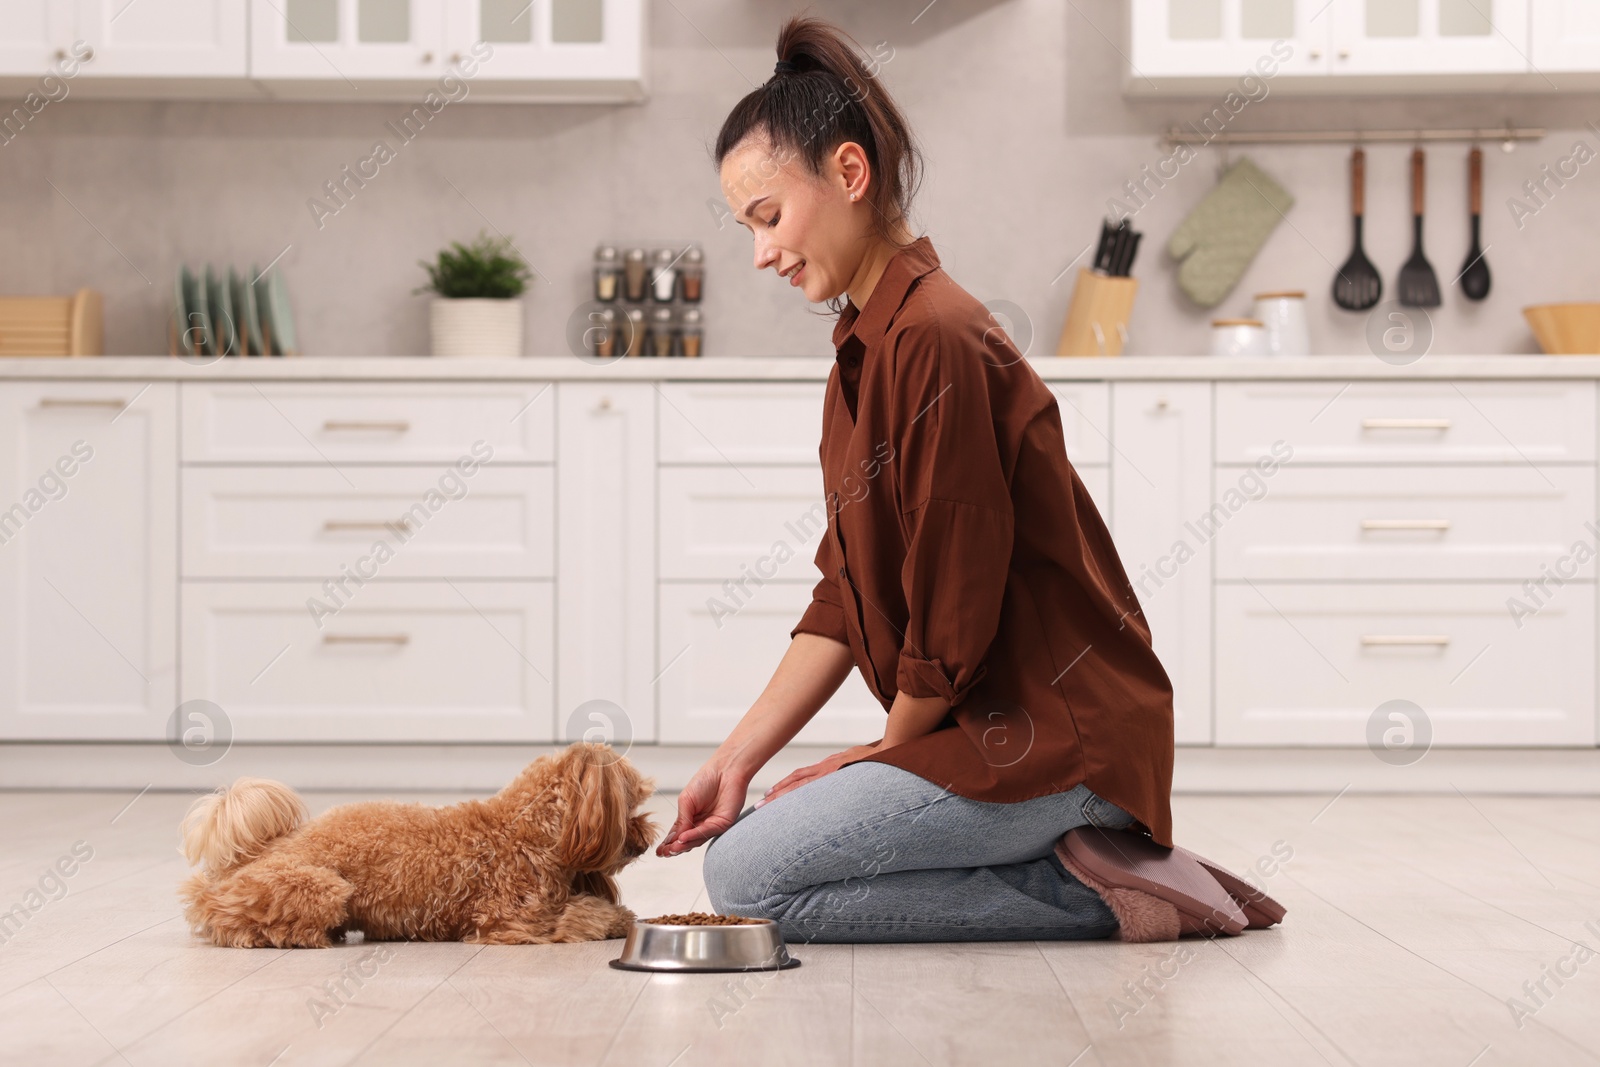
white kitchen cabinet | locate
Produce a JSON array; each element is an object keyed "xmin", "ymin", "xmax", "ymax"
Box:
[
  {"xmin": 1328, "ymin": 0, "xmax": 1530, "ymax": 75},
  {"xmin": 0, "ymin": 0, "xmax": 73, "ymax": 75},
  {"xmin": 657, "ymin": 581, "xmax": 886, "ymax": 746},
  {"xmin": 1109, "ymin": 382, "xmax": 1213, "ymax": 745},
  {"xmin": 1046, "ymin": 383, "xmax": 1112, "ymax": 467},
  {"xmin": 445, "ymin": 0, "xmax": 644, "ymax": 90},
  {"xmin": 557, "ymin": 382, "xmax": 657, "ymax": 746},
  {"xmin": 0, "ymin": 383, "xmax": 176, "ymax": 740},
  {"xmin": 658, "ymin": 465, "xmax": 826, "ymax": 583},
  {"xmin": 73, "ymin": 0, "xmax": 246, "ymax": 76},
  {"xmin": 182, "ymin": 580, "xmax": 554, "ymax": 742},
  {"xmin": 1530, "ymin": 0, "xmax": 1600, "ymax": 71},
  {"xmin": 1215, "ymin": 582, "xmax": 1595, "ymax": 746},
  {"xmin": 1128, "ymin": 0, "xmax": 1539, "ymax": 90},
  {"xmin": 1215, "ymin": 464, "xmax": 1597, "ymax": 582},
  {"xmin": 250, "ymin": 0, "xmax": 447, "ymax": 81},
  {"xmin": 1215, "ymin": 381, "xmax": 1596, "ymax": 465},
  {"xmin": 182, "ymin": 382, "xmax": 554, "ymax": 464},
  {"xmin": 658, "ymin": 382, "xmax": 825, "ymax": 466},
  {"xmin": 248, "ymin": 0, "xmax": 645, "ymax": 98},
  {"xmin": 1129, "ymin": 0, "xmax": 1328, "ymax": 80},
  {"xmin": 182, "ymin": 465, "xmax": 556, "ymax": 579}
]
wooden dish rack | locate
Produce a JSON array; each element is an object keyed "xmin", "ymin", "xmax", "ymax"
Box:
[{"xmin": 0, "ymin": 289, "xmax": 103, "ymax": 357}]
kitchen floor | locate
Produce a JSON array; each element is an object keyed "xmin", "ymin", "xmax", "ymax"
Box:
[{"xmin": 1, "ymin": 789, "xmax": 1596, "ymax": 1067}]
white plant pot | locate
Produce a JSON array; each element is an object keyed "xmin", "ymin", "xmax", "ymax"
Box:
[{"xmin": 429, "ymin": 297, "xmax": 524, "ymax": 358}]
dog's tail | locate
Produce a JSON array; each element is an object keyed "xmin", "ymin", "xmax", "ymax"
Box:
[{"xmin": 179, "ymin": 777, "xmax": 307, "ymax": 873}]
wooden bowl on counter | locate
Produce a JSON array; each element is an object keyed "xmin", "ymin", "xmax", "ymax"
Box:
[{"xmin": 1524, "ymin": 303, "xmax": 1600, "ymax": 355}]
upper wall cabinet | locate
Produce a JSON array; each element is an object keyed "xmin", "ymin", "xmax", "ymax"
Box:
[
  {"xmin": 446, "ymin": 0, "xmax": 644, "ymax": 87},
  {"xmin": 1530, "ymin": 0, "xmax": 1600, "ymax": 73},
  {"xmin": 0, "ymin": 0, "xmax": 245, "ymax": 78},
  {"xmin": 1129, "ymin": 0, "xmax": 1328, "ymax": 78},
  {"xmin": 251, "ymin": 0, "xmax": 448, "ymax": 80},
  {"xmin": 75, "ymin": 0, "xmax": 247, "ymax": 77},
  {"xmin": 251, "ymin": 0, "xmax": 644, "ymax": 99},
  {"xmin": 1129, "ymin": 0, "xmax": 1552, "ymax": 93},
  {"xmin": 0, "ymin": 0, "xmax": 645, "ymax": 101},
  {"xmin": 0, "ymin": 0, "xmax": 73, "ymax": 75},
  {"xmin": 1329, "ymin": 0, "xmax": 1529, "ymax": 75}
]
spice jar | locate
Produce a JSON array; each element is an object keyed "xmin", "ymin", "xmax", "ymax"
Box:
[
  {"xmin": 679, "ymin": 306, "xmax": 703, "ymax": 357},
  {"xmin": 680, "ymin": 245, "xmax": 704, "ymax": 303},
  {"xmin": 591, "ymin": 306, "xmax": 618, "ymax": 358},
  {"xmin": 649, "ymin": 306, "xmax": 675, "ymax": 357},
  {"xmin": 622, "ymin": 248, "xmax": 648, "ymax": 303},
  {"xmin": 650, "ymin": 248, "xmax": 678, "ymax": 303},
  {"xmin": 622, "ymin": 306, "xmax": 646, "ymax": 356},
  {"xmin": 593, "ymin": 245, "xmax": 621, "ymax": 303}
]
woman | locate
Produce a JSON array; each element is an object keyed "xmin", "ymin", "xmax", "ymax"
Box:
[{"xmin": 656, "ymin": 16, "xmax": 1284, "ymax": 945}]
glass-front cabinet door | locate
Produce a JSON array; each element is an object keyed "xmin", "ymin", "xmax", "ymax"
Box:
[
  {"xmin": 1328, "ymin": 0, "xmax": 1531, "ymax": 74},
  {"xmin": 250, "ymin": 0, "xmax": 447, "ymax": 80},
  {"xmin": 444, "ymin": 0, "xmax": 643, "ymax": 87},
  {"xmin": 1129, "ymin": 0, "xmax": 1333, "ymax": 79}
]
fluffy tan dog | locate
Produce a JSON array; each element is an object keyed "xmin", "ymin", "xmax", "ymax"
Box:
[{"xmin": 178, "ymin": 743, "xmax": 656, "ymax": 948}]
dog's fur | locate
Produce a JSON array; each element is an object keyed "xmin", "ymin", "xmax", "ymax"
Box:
[{"xmin": 177, "ymin": 743, "xmax": 656, "ymax": 948}]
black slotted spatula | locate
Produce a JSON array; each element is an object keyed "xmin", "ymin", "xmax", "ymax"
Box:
[
  {"xmin": 1398, "ymin": 147, "xmax": 1441, "ymax": 308},
  {"xmin": 1333, "ymin": 147, "xmax": 1381, "ymax": 312}
]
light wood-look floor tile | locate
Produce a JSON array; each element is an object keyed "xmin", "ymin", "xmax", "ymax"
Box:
[{"xmin": 0, "ymin": 789, "xmax": 1596, "ymax": 1066}]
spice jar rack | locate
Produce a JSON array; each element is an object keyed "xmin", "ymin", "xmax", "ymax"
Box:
[{"xmin": 590, "ymin": 243, "xmax": 704, "ymax": 358}]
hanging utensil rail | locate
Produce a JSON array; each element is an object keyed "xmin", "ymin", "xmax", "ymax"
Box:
[{"xmin": 1160, "ymin": 126, "xmax": 1545, "ymax": 148}]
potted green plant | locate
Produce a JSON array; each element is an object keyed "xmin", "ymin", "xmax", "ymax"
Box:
[{"xmin": 416, "ymin": 231, "xmax": 533, "ymax": 358}]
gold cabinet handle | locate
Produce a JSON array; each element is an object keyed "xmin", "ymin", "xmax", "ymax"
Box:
[
  {"xmin": 1361, "ymin": 417, "xmax": 1451, "ymax": 430},
  {"xmin": 323, "ymin": 519, "xmax": 411, "ymax": 533},
  {"xmin": 322, "ymin": 420, "xmax": 410, "ymax": 432},
  {"xmin": 323, "ymin": 633, "xmax": 411, "ymax": 645},
  {"xmin": 1360, "ymin": 519, "xmax": 1451, "ymax": 531},
  {"xmin": 1360, "ymin": 635, "xmax": 1451, "ymax": 646},
  {"xmin": 39, "ymin": 397, "xmax": 126, "ymax": 410}
]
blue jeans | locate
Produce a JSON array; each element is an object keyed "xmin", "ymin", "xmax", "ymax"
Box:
[{"xmin": 701, "ymin": 761, "xmax": 1138, "ymax": 944}]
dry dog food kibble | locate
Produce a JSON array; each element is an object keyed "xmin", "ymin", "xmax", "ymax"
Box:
[{"xmin": 641, "ymin": 912, "xmax": 761, "ymax": 926}]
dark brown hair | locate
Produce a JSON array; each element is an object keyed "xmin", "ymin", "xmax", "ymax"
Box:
[{"xmin": 715, "ymin": 16, "xmax": 922, "ymax": 262}]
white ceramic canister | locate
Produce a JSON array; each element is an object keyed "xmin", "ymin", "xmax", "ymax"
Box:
[
  {"xmin": 1251, "ymin": 290, "xmax": 1310, "ymax": 357},
  {"xmin": 1209, "ymin": 318, "xmax": 1268, "ymax": 358}
]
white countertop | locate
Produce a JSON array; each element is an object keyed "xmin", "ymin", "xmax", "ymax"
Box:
[{"xmin": 2, "ymin": 355, "xmax": 1598, "ymax": 380}]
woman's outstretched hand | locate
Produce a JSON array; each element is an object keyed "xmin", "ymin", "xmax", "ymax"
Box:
[
  {"xmin": 758, "ymin": 743, "xmax": 880, "ymax": 809},
  {"xmin": 656, "ymin": 758, "xmax": 751, "ymax": 858}
]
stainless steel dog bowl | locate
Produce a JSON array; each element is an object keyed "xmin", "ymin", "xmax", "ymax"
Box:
[{"xmin": 609, "ymin": 917, "xmax": 801, "ymax": 973}]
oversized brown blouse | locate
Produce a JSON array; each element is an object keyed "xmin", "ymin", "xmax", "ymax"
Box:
[{"xmin": 789, "ymin": 235, "xmax": 1176, "ymax": 847}]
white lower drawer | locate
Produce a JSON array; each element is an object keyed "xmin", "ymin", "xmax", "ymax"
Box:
[
  {"xmin": 1215, "ymin": 464, "xmax": 1597, "ymax": 581},
  {"xmin": 659, "ymin": 465, "xmax": 826, "ymax": 581},
  {"xmin": 182, "ymin": 383, "xmax": 555, "ymax": 464},
  {"xmin": 657, "ymin": 582, "xmax": 885, "ymax": 745},
  {"xmin": 183, "ymin": 467, "xmax": 554, "ymax": 578},
  {"xmin": 1216, "ymin": 381, "xmax": 1597, "ymax": 465},
  {"xmin": 1215, "ymin": 583, "xmax": 1595, "ymax": 747},
  {"xmin": 181, "ymin": 582, "xmax": 555, "ymax": 742}
]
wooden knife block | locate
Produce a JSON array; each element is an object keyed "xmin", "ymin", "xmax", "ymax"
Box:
[{"xmin": 1056, "ymin": 269, "xmax": 1138, "ymax": 357}]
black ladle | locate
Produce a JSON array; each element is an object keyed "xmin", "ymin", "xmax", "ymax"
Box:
[
  {"xmin": 1459, "ymin": 146, "xmax": 1491, "ymax": 301},
  {"xmin": 1333, "ymin": 147, "xmax": 1382, "ymax": 311}
]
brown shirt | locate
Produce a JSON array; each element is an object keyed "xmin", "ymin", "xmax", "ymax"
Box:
[{"xmin": 789, "ymin": 235, "xmax": 1176, "ymax": 846}]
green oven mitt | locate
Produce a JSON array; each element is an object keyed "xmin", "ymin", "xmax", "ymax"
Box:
[{"xmin": 1168, "ymin": 156, "xmax": 1294, "ymax": 308}]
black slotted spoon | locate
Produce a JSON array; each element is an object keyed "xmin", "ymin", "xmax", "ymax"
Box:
[
  {"xmin": 1459, "ymin": 146, "xmax": 1492, "ymax": 301},
  {"xmin": 1333, "ymin": 147, "xmax": 1381, "ymax": 311},
  {"xmin": 1398, "ymin": 147, "xmax": 1441, "ymax": 307}
]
